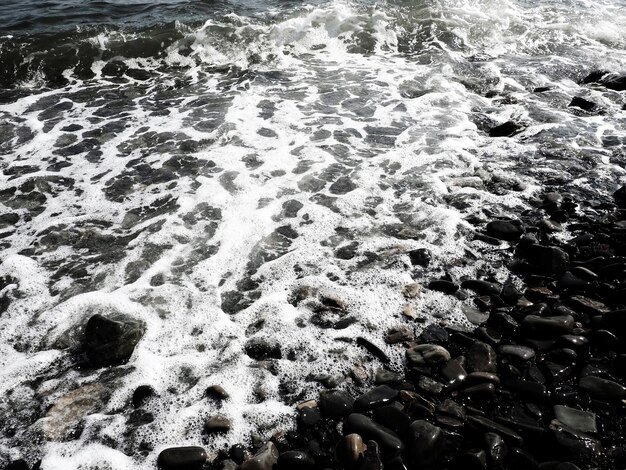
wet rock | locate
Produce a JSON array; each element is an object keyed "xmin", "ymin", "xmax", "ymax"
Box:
[
  {"xmin": 498, "ymin": 344, "xmax": 535, "ymax": 361},
  {"xmin": 356, "ymin": 337, "xmax": 390, "ymax": 363},
  {"xmin": 385, "ymin": 325, "xmax": 414, "ymax": 344},
  {"xmin": 568, "ymin": 97, "xmax": 596, "ymax": 111},
  {"xmin": 578, "ymin": 376, "xmax": 626, "ymax": 400},
  {"xmin": 335, "ymin": 433, "xmax": 366, "ymax": 469},
  {"xmin": 457, "ymin": 449, "xmax": 488, "ymax": 470},
  {"xmin": 486, "ymin": 220, "xmax": 525, "ymax": 241},
  {"xmin": 417, "ymin": 376, "xmax": 444, "ymax": 395},
  {"xmin": 299, "ymin": 407, "xmax": 321, "ymax": 426},
  {"xmin": 522, "ymin": 315, "xmax": 575, "ymax": 338},
  {"xmin": 484, "ymin": 432, "xmax": 508, "ymax": 466},
  {"xmin": 466, "ymin": 341, "xmax": 497, "ymax": 373},
  {"xmin": 132, "ymin": 385, "xmax": 155, "ymax": 408},
  {"xmin": 354, "ymin": 385, "xmax": 399, "ymax": 412},
  {"xmin": 520, "ymin": 244, "xmax": 569, "ymax": 275},
  {"xmin": 406, "ymin": 344, "xmax": 451, "ymax": 366},
  {"xmin": 461, "ymin": 279, "xmax": 502, "ymax": 296},
  {"xmin": 489, "ymin": 121, "xmax": 523, "ymax": 137},
  {"xmin": 372, "ymin": 405, "xmax": 412, "ymax": 435},
  {"xmin": 507, "ymin": 447, "xmax": 539, "ymax": 470},
  {"xmin": 157, "ymin": 446, "xmax": 208, "ymax": 470},
  {"xmin": 461, "ymin": 383, "xmax": 496, "ymax": 400},
  {"xmin": 84, "ymin": 313, "xmax": 145, "ymax": 367},
  {"xmin": 550, "ymin": 421, "xmax": 601, "ymax": 457},
  {"xmin": 41, "ymin": 383, "xmax": 107, "ymax": 441},
  {"xmin": 614, "ymin": 185, "xmax": 626, "ymax": 208},
  {"xmin": 402, "ymin": 282, "xmax": 422, "ymax": 299},
  {"xmin": 553, "ymin": 406, "xmax": 597, "ymax": 434},
  {"xmin": 408, "ymin": 248, "xmax": 432, "ymax": 267},
  {"xmin": 374, "ymin": 369, "xmax": 403, "ymax": 384},
  {"xmin": 206, "ymin": 384, "xmax": 229, "ymax": 400},
  {"xmin": 419, "ymin": 323, "xmax": 449, "ymax": 344},
  {"xmin": 244, "ymin": 338, "xmax": 282, "ymax": 360},
  {"xmin": 329, "ymin": 176, "xmax": 357, "ymax": 194},
  {"xmin": 319, "ymin": 390, "xmax": 354, "ymax": 417},
  {"xmin": 344, "ymin": 413, "xmax": 404, "ymax": 456},
  {"xmin": 336, "ymin": 242, "xmax": 359, "ymax": 260},
  {"xmin": 468, "ymin": 416, "xmax": 523, "ymax": 446},
  {"xmin": 428, "ymin": 280, "xmax": 459, "ymax": 294},
  {"xmin": 204, "ymin": 415, "xmax": 231, "ymax": 433},
  {"xmin": 441, "ymin": 357, "xmax": 467, "ymax": 384},
  {"xmin": 240, "ymin": 442, "xmax": 279, "ymax": 470},
  {"xmin": 277, "ymin": 450, "xmax": 315, "ymax": 469},
  {"xmin": 407, "ymin": 420, "xmax": 444, "ymax": 466}
]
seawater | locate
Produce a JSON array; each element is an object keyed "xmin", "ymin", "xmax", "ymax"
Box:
[{"xmin": 1, "ymin": 0, "xmax": 625, "ymax": 468}]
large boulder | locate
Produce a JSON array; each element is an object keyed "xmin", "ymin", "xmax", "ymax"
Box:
[{"xmin": 85, "ymin": 313, "xmax": 145, "ymax": 367}]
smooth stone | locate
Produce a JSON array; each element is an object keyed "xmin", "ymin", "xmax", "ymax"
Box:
[
  {"xmin": 558, "ymin": 335, "xmax": 588, "ymax": 349},
  {"xmin": 522, "ymin": 315, "xmax": 575, "ymax": 338},
  {"xmin": 335, "ymin": 433, "xmax": 366, "ymax": 469},
  {"xmin": 157, "ymin": 446, "xmax": 207, "ymax": 470},
  {"xmin": 428, "ymin": 280, "xmax": 459, "ymax": 294},
  {"xmin": 354, "ymin": 385, "xmax": 398, "ymax": 412},
  {"xmin": 468, "ymin": 416, "xmax": 523, "ymax": 446},
  {"xmin": 461, "ymin": 279, "xmax": 501, "ymax": 296},
  {"xmin": 466, "ymin": 341, "xmax": 497, "ymax": 373},
  {"xmin": 244, "ymin": 338, "xmax": 282, "ymax": 360},
  {"xmin": 277, "ymin": 450, "xmax": 315, "ymax": 469},
  {"xmin": 553, "ymin": 405, "xmax": 597, "ymax": 434},
  {"xmin": 498, "ymin": 344, "xmax": 535, "ymax": 361},
  {"xmin": 437, "ymin": 399, "xmax": 465, "ymax": 420},
  {"xmin": 205, "ymin": 384, "xmax": 229, "ymax": 400},
  {"xmin": 204, "ymin": 415, "xmax": 231, "ymax": 434},
  {"xmin": 484, "ymin": 432, "xmax": 507, "ymax": 466},
  {"xmin": 345, "ymin": 413, "xmax": 404, "ymax": 456},
  {"xmin": 521, "ymin": 244, "xmax": 570, "ymax": 275},
  {"xmin": 372, "ymin": 405, "xmax": 412, "ymax": 436},
  {"xmin": 489, "ymin": 121, "xmax": 523, "ymax": 137},
  {"xmin": 570, "ymin": 267, "xmax": 598, "ymax": 281},
  {"xmin": 486, "ymin": 220, "xmax": 524, "ymax": 241},
  {"xmin": 461, "ymin": 383, "xmax": 496, "ymax": 400},
  {"xmin": 240, "ymin": 443, "xmax": 279, "ymax": 470},
  {"xmin": 406, "ymin": 344, "xmax": 451, "ymax": 366},
  {"xmin": 614, "ymin": 184, "xmax": 626, "ymax": 207},
  {"xmin": 579, "ymin": 376, "xmax": 626, "ymax": 400},
  {"xmin": 568, "ymin": 295, "xmax": 610, "ymax": 315},
  {"xmin": 361, "ymin": 441, "xmax": 383, "ymax": 470},
  {"xmin": 544, "ymin": 362, "xmax": 574, "ymax": 383},
  {"xmin": 441, "ymin": 358, "xmax": 467, "ymax": 383},
  {"xmin": 407, "ymin": 420, "xmax": 444, "ymax": 466},
  {"xmin": 356, "ymin": 337, "xmax": 390, "ymax": 363},
  {"xmin": 132, "ymin": 385, "xmax": 154, "ymax": 408},
  {"xmin": 85, "ymin": 313, "xmax": 145, "ymax": 367},
  {"xmin": 299, "ymin": 407, "xmax": 321, "ymax": 426},
  {"xmin": 319, "ymin": 390, "xmax": 354, "ymax": 417},
  {"xmin": 569, "ymin": 96, "xmax": 595, "ymax": 110},
  {"xmin": 465, "ymin": 372, "xmax": 500, "ymax": 386}
]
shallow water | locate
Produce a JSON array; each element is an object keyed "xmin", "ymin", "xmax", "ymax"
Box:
[{"xmin": 0, "ymin": 0, "xmax": 625, "ymax": 467}]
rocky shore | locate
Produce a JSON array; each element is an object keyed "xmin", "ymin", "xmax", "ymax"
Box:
[{"xmin": 143, "ymin": 183, "xmax": 626, "ymax": 470}]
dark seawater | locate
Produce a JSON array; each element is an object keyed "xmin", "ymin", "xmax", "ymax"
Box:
[{"xmin": 0, "ymin": 0, "xmax": 625, "ymax": 468}]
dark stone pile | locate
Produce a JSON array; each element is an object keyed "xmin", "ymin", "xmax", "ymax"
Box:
[{"xmin": 152, "ymin": 184, "xmax": 626, "ymax": 470}]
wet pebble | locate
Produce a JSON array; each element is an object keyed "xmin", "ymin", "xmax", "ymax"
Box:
[
  {"xmin": 157, "ymin": 446, "xmax": 207, "ymax": 470},
  {"xmin": 354, "ymin": 385, "xmax": 399, "ymax": 412}
]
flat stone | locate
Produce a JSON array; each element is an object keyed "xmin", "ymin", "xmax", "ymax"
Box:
[
  {"xmin": 354, "ymin": 385, "xmax": 399, "ymax": 412},
  {"xmin": 522, "ymin": 315, "xmax": 575, "ymax": 338},
  {"xmin": 461, "ymin": 279, "xmax": 502, "ymax": 295},
  {"xmin": 277, "ymin": 450, "xmax": 315, "ymax": 469},
  {"xmin": 204, "ymin": 415, "xmax": 231, "ymax": 434},
  {"xmin": 468, "ymin": 416, "xmax": 523, "ymax": 446},
  {"xmin": 579, "ymin": 376, "xmax": 626, "ymax": 400},
  {"xmin": 553, "ymin": 406, "xmax": 597, "ymax": 434},
  {"xmin": 157, "ymin": 446, "xmax": 208, "ymax": 470},
  {"xmin": 498, "ymin": 345, "xmax": 535, "ymax": 361}
]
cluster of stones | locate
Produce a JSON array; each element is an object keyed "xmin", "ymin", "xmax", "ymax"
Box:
[{"xmin": 153, "ymin": 184, "xmax": 626, "ymax": 470}]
